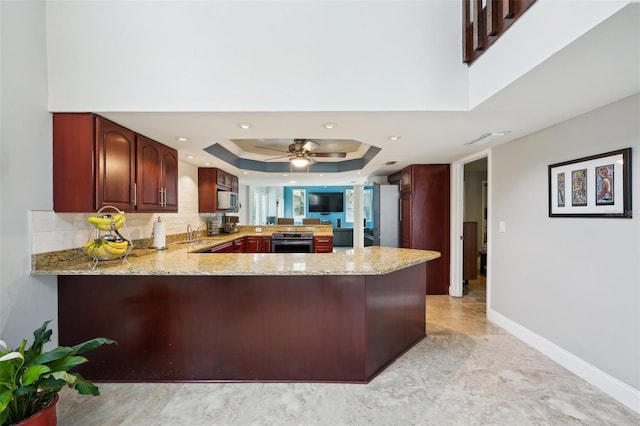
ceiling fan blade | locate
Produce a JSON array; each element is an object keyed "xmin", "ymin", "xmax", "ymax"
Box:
[
  {"xmin": 265, "ymin": 155, "xmax": 291, "ymax": 161},
  {"xmin": 302, "ymin": 140, "xmax": 320, "ymax": 152},
  {"xmin": 308, "ymin": 152, "xmax": 347, "ymax": 158},
  {"xmin": 256, "ymin": 145, "xmax": 289, "ymax": 154}
]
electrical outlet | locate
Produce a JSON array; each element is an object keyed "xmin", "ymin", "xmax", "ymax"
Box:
[{"xmin": 499, "ymin": 221, "xmax": 506, "ymax": 233}]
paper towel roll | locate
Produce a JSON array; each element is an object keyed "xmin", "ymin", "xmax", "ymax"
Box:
[{"xmin": 152, "ymin": 220, "xmax": 166, "ymax": 249}]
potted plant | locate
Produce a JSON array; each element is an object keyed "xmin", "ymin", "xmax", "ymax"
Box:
[{"xmin": 0, "ymin": 321, "xmax": 115, "ymax": 425}]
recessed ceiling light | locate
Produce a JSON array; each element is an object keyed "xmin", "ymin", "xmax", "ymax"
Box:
[
  {"xmin": 243, "ymin": 171, "xmax": 248, "ymax": 174},
  {"xmin": 204, "ymin": 162, "xmax": 211, "ymax": 166},
  {"xmin": 356, "ymin": 171, "xmax": 362, "ymax": 175},
  {"xmin": 283, "ymin": 174, "xmax": 288, "ymax": 177},
  {"xmin": 388, "ymin": 135, "xmax": 400, "ymax": 141},
  {"xmin": 176, "ymin": 136, "xmax": 188, "ymax": 142},
  {"xmin": 289, "ymin": 180, "xmax": 296, "ymax": 184},
  {"xmin": 322, "ymin": 123, "xmax": 337, "ymax": 129},
  {"xmin": 237, "ymin": 122, "xmax": 252, "ymax": 129},
  {"xmin": 186, "ymin": 155, "xmax": 194, "ymax": 159}
]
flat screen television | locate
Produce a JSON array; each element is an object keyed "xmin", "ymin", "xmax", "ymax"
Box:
[{"xmin": 308, "ymin": 192, "xmax": 344, "ymax": 213}]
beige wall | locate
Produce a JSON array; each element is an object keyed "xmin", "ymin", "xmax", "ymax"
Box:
[{"xmin": 490, "ymin": 94, "xmax": 640, "ymax": 392}]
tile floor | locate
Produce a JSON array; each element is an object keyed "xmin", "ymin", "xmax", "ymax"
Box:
[{"xmin": 57, "ymin": 275, "xmax": 639, "ymax": 425}]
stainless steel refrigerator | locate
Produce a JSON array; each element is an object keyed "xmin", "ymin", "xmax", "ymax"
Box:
[{"xmin": 372, "ymin": 183, "xmax": 400, "ymax": 247}]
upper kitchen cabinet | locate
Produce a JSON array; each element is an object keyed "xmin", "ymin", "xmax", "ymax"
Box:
[
  {"xmin": 53, "ymin": 113, "xmax": 178, "ymax": 213},
  {"xmin": 136, "ymin": 135, "xmax": 178, "ymax": 212},
  {"xmin": 54, "ymin": 114, "xmax": 135, "ymax": 212},
  {"xmin": 198, "ymin": 167, "xmax": 238, "ymax": 213},
  {"xmin": 216, "ymin": 169, "xmax": 233, "ymax": 190}
]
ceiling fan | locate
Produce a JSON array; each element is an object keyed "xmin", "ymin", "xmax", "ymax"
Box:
[{"xmin": 259, "ymin": 139, "xmax": 347, "ymax": 168}]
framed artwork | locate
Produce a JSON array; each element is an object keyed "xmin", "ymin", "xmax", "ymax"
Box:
[{"xmin": 548, "ymin": 148, "xmax": 632, "ymax": 218}]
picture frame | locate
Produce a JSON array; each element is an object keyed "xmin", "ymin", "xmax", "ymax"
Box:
[{"xmin": 548, "ymin": 148, "xmax": 632, "ymax": 218}]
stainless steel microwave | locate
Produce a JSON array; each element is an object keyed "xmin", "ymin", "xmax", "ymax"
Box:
[{"xmin": 217, "ymin": 191, "xmax": 238, "ymax": 210}]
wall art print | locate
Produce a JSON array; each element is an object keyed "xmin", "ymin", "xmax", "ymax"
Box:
[{"xmin": 548, "ymin": 148, "xmax": 632, "ymax": 218}]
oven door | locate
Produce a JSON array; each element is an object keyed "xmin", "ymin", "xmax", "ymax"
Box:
[{"xmin": 271, "ymin": 239, "xmax": 314, "ymax": 253}]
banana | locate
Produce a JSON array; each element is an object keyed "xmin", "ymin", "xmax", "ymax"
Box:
[
  {"xmin": 87, "ymin": 214, "xmax": 126, "ymax": 231},
  {"xmin": 85, "ymin": 238, "xmax": 129, "ymax": 259},
  {"xmin": 104, "ymin": 240, "xmax": 129, "ymax": 249}
]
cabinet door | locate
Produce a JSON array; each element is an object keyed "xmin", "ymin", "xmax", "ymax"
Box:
[
  {"xmin": 401, "ymin": 167, "xmax": 412, "ymax": 193},
  {"xmin": 260, "ymin": 237, "xmax": 271, "ymax": 253},
  {"xmin": 53, "ymin": 113, "xmax": 96, "ymax": 212},
  {"xmin": 233, "ymin": 238, "xmax": 245, "ymax": 253},
  {"xmin": 198, "ymin": 168, "xmax": 217, "ymax": 213},
  {"xmin": 137, "ymin": 136, "xmax": 178, "ymax": 212},
  {"xmin": 160, "ymin": 148, "xmax": 178, "ymax": 211},
  {"xmin": 400, "ymin": 193, "xmax": 411, "ymax": 248},
  {"xmin": 245, "ymin": 237, "xmax": 259, "ymax": 253},
  {"xmin": 136, "ymin": 136, "xmax": 162, "ymax": 211},
  {"xmin": 96, "ymin": 117, "xmax": 136, "ymax": 211},
  {"xmin": 313, "ymin": 236, "xmax": 334, "ymax": 253}
]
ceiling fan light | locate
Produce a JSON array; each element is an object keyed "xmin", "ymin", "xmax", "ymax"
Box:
[{"xmin": 290, "ymin": 157, "xmax": 310, "ymax": 168}]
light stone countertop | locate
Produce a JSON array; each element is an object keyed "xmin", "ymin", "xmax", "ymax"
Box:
[{"xmin": 32, "ymin": 238, "xmax": 440, "ymax": 276}]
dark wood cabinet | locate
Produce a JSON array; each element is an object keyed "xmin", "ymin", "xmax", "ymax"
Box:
[
  {"xmin": 246, "ymin": 236, "xmax": 271, "ymax": 253},
  {"xmin": 314, "ymin": 236, "xmax": 334, "ymax": 253},
  {"xmin": 198, "ymin": 167, "xmax": 238, "ymax": 213},
  {"xmin": 233, "ymin": 238, "xmax": 245, "ymax": 253},
  {"xmin": 54, "ymin": 114, "xmax": 136, "ymax": 212},
  {"xmin": 217, "ymin": 170, "xmax": 233, "ymax": 190},
  {"xmin": 400, "ymin": 193, "xmax": 412, "ymax": 248},
  {"xmin": 136, "ymin": 135, "xmax": 178, "ymax": 212},
  {"xmin": 53, "ymin": 113, "xmax": 177, "ymax": 213},
  {"xmin": 245, "ymin": 237, "xmax": 259, "ymax": 253},
  {"xmin": 260, "ymin": 236, "xmax": 271, "ymax": 253},
  {"xmin": 463, "ymin": 222, "xmax": 478, "ymax": 283},
  {"xmin": 390, "ymin": 164, "xmax": 450, "ymax": 295}
]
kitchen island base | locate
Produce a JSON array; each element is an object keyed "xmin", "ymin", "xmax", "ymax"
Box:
[{"xmin": 58, "ymin": 263, "xmax": 427, "ymax": 383}]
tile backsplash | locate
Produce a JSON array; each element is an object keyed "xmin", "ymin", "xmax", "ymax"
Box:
[{"xmin": 30, "ymin": 210, "xmax": 217, "ymax": 254}]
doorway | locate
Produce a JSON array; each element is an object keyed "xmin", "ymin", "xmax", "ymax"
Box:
[{"xmin": 450, "ymin": 151, "xmax": 489, "ymax": 300}]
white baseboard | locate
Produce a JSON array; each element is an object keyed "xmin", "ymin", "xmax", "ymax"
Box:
[{"xmin": 487, "ymin": 308, "xmax": 640, "ymax": 415}]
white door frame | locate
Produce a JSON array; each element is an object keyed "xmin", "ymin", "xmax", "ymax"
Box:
[{"xmin": 450, "ymin": 149, "xmax": 491, "ymax": 297}]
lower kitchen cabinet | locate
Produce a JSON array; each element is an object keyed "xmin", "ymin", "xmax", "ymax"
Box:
[{"xmin": 314, "ymin": 236, "xmax": 334, "ymax": 253}]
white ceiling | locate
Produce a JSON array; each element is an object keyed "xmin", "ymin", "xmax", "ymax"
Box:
[{"xmin": 100, "ymin": 4, "xmax": 639, "ymax": 187}]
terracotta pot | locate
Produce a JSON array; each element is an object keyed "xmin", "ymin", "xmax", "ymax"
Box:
[{"xmin": 16, "ymin": 394, "xmax": 58, "ymax": 426}]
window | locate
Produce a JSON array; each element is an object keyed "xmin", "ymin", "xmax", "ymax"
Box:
[{"xmin": 292, "ymin": 189, "xmax": 306, "ymax": 221}]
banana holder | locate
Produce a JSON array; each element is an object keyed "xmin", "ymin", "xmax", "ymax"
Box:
[{"xmin": 85, "ymin": 205, "xmax": 133, "ymax": 270}]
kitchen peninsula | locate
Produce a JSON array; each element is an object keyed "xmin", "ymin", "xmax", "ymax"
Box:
[{"xmin": 33, "ymin": 236, "xmax": 439, "ymax": 384}]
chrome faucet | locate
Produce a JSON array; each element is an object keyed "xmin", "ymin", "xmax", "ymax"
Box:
[
  {"xmin": 187, "ymin": 223, "xmax": 205, "ymax": 241},
  {"xmin": 194, "ymin": 224, "xmax": 205, "ymax": 240}
]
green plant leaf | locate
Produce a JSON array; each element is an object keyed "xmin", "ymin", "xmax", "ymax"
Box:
[
  {"xmin": 36, "ymin": 375, "xmax": 67, "ymax": 392},
  {"xmin": 0, "ymin": 353, "xmax": 24, "ymax": 388},
  {"xmin": 0, "ymin": 388, "xmax": 14, "ymax": 414},
  {"xmin": 21, "ymin": 364, "xmax": 51, "ymax": 386},
  {"xmin": 46, "ymin": 355, "xmax": 87, "ymax": 372},
  {"xmin": 73, "ymin": 374, "xmax": 100, "ymax": 396},
  {"xmin": 72, "ymin": 337, "xmax": 117, "ymax": 355},
  {"xmin": 30, "ymin": 321, "xmax": 53, "ymax": 353},
  {"xmin": 30, "ymin": 346, "xmax": 73, "ymax": 366}
]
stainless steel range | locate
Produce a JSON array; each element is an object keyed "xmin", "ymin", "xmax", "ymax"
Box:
[{"xmin": 271, "ymin": 232, "xmax": 314, "ymax": 253}]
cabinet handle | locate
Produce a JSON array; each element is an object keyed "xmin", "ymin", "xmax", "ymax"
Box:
[
  {"xmin": 159, "ymin": 187, "xmax": 167, "ymax": 207},
  {"xmin": 133, "ymin": 183, "xmax": 137, "ymax": 206}
]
